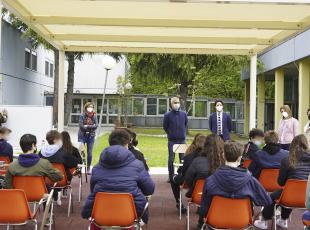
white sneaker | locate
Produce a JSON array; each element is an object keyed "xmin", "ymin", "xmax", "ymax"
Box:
[
  {"xmin": 276, "ymin": 218, "xmax": 288, "ymax": 229},
  {"xmin": 254, "ymin": 219, "xmax": 268, "ymax": 229}
]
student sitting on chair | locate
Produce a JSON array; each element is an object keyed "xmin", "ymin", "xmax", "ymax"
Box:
[
  {"xmin": 4, "ymin": 133, "xmax": 63, "ymax": 189},
  {"xmin": 81, "ymin": 129, "xmax": 155, "ymax": 224},
  {"xmin": 255, "ymin": 134, "xmax": 310, "ymax": 229},
  {"xmin": 198, "ymin": 141, "xmax": 272, "ymax": 229},
  {"xmin": 241, "ymin": 128, "xmax": 264, "ymax": 165},
  {"xmin": 185, "ymin": 134, "xmax": 224, "ymax": 198},
  {"xmin": 0, "ymin": 127, "xmax": 13, "ymax": 163},
  {"xmin": 248, "ymin": 130, "xmax": 288, "ymax": 179}
]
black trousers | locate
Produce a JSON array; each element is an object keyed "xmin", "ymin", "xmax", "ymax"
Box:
[{"xmin": 262, "ymin": 189, "xmax": 292, "ymax": 220}]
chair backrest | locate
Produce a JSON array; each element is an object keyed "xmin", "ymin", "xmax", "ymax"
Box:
[
  {"xmin": 91, "ymin": 192, "xmax": 137, "ymax": 227},
  {"xmin": 173, "ymin": 144, "xmax": 188, "ymax": 154},
  {"xmin": 242, "ymin": 159, "xmax": 252, "ymax": 169},
  {"xmin": 45, "ymin": 163, "xmax": 67, "ymax": 187},
  {"xmin": 206, "ymin": 196, "xmax": 253, "ymax": 229},
  {"xmin": 0, "ymin": 189, "xmax": 32, "ymax": 223},
  {"xmin": 13, "ymin": 176, "xmax": 48, "ymax": 202},
  {"xmin": 191, "ymin": 179, "xmax": 205, "ymax": 204},
  {"xmin": 0, "ymin": 156, "xmax": 10, "ymax": 164},
  {"xmin": 278, "ymin": 179, "xmax": 307, "ymax": 208},
  {"xmin": 258, "ymin": 169, "xmax": 282, "ymax": 192}
]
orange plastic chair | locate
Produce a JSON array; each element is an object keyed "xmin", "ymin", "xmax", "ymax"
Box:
[
  {"xmin": 0, "ymin": 189, "xmax": 39, "ymax": 230},
  {"xmin": 243, "ymin": 159, "xmax": 252, "ymax": 169},
  {"xmin": 274, "ymin": 179, "xmax": 307, "ymax": 230},
  {"xmin": 303, "ymin": 219, "xmax": 310, "ymax": 227},
  {"xmin": 186, "ymin": 179, "xmax": 205, "ymax": 230},
  {"xmin": 204, "ymin": 196, "xmax": 253, "ymax": 229},
  {"xmin": 90, "ymin": 192, "xmax": 147, "ymax": 229},
  {"xmin": 45, "ymin": 163, "xmax": 73, "ymax": 217},
  {"xmin": 258, "ymin": 169, "xmax": 282, "ymax": 193}
]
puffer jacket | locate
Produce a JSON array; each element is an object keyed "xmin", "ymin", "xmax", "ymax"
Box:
[
  {"xmin": 81, "ymin": 145, "xmax": 155, "ymax": 223},
  {"xmin": 4, "ymin": 153, "xmax": 63, "ymax": 188},
  {"xmin": 278, "ymin": 151, "xmax": 310, "ymax": 186}
]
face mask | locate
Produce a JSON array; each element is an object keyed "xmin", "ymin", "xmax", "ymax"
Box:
[
  {"xmin": 253, "ymin": 140, "xmax": 262, "ymax": 147},
  {"xmin": 216, "ymin": 105, "xmax": 223, "ymax": 112},
  {"xmin": 282, "ymin": 111, "xmax": 288, "ymax": 118},
  {"xmin": 87, "ymin": 107, "xmax": 94, "ymax": 113},
  {"xmin": 173, "ymin": 103, "xmax": 180, "ymax": 111}
]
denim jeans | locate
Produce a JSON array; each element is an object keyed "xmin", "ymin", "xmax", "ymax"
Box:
[
  {"xmin": 82, "ymin": 134, "xmax": 95, "ymax": 167},
  {"xmin": 168, "ymin": 140, "xmax": 185, "ymax": 180}
]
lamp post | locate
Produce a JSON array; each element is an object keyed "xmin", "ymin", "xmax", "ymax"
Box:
[
  {"xmin": 124, "ymin": 82, "xmax": 132, "ymax": 126},
  {"xmin": 97, "ymin": 55, "xmax": 116, "ymax": 137}
]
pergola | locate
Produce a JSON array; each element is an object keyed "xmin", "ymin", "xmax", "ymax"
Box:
[{"xmin": 2, "ymin": 0, "xmax": 310, "ymax": 131}]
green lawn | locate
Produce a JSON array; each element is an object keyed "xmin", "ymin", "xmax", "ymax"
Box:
[{"xmin": 91, "ymin": 128, "xmax": 247, "ymax": 167}]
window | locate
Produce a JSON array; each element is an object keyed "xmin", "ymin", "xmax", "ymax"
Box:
[
  {"xmin": 45, "ymin": 61, "xmax": 49, "ymax": 76},
  {"xmin": 195, "ymin": 101, "xmax": 207, "ymax": 117},
  {"xmin": 31, "ymin": 51, "xmax": 37, "ymax": 71},
  {"xmin": 72, "ymin": 99, "xmax": 82, "ymax": 113},
  {"xmin": 45, "ymin": 96, "xmax": 53, "ymax": 106},
  {"xmin": 108, "ymin": 99, "xmax": 119, "ymax": 114},
  {"xmin": 158, "ymin": 99, "xmax": 167, "ymax": 115},
  {"xmin": 25, "ymin": 49, "xmax": 31, "ymax": 69},
  {"xmin": 133, "ymin": 98, "xmax": 144, "ymax": 115},
  {"xmin": 97, "ymin": 98, "xmax": 107, "ymax": 114},
  {"xmin": 122, "ymin": 98, "xmax": 133, "ymax": 115},
  {"xmin": 226, "ymin": 103, "xmax": 236, "ymax": 119},
  {"xmin": 186, "ymin": 100, "xmax": 193, "ymax": 116},
  {"xmin": 49, "ymin": 63, "xmax": 54, "ymax": 77},
  {"xmin": 147, "ymin": 98, "xmax": 157, "ymax": 115}
]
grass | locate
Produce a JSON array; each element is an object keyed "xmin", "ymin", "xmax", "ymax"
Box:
[{"xmin": 91, "ymin": 128, "xmax": 247, "ymax": 167}]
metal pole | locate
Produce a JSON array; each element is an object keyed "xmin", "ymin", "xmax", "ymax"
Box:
[
  {"xmin": 97, "ymin": 69, "xmax": 109, "ymax": 138},
  {"xmin": 249, "ymin": 54, "xmax": 257, "ymax": 130}
]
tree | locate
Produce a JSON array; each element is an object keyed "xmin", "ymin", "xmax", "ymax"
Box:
[{"xmin": 127, "ymin": 54, "xmax": 249, "ymax": 108}]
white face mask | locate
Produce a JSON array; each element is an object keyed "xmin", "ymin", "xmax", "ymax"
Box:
[
  {"xmin": 172, "ymin": 103, "xmax": 180, "ymax": 111},
  {"xmin": 253, "ymin": 140, "xmax": 262, "ymax": 147},
  {"xmin": 282, "ymin": 111, "xmax": 288, "ymax": 118},
  {"xmin": 216, "ymin": 105, "xmax": 223, "ymax": 112},
  {"xmin": 87, "ymin": 107, "xmax": 94, "ymax": 113}
]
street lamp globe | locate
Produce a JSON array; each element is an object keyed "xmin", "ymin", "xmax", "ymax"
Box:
[
  {"xmin": 125, "ymin": 82, "xmax": 132, "ymax": 90},
  {"xmin": 102, "ymin": 55, "xmax": 116, "ymax": 70}
]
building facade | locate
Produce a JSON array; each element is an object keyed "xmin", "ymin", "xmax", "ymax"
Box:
[{"xmin": 243, "ymin": 28, "xmax": 310, "ymax": 134}]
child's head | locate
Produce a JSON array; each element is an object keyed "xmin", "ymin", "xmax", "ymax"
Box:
[
  {"xmin": 46, "ymin": 130, "xmax": 62, "ymax": 145},
  {"xmin": 264, "ymin": 130, "xmax": 279, "ymax": 144},
  {"xmin": 20, "ymin": 134, "xmax": 37, "ymax": 153},
  {"xmin": 108, "ymin": 129, "xmax": 131, "ymax": 148},
  {"xmin": 224, "ymin": 141, "xmax": 243, "ymax": 163},
  {"xmin": 249, "ymin": 128, "xmax": 264, "ymax": 146},
  {"xmin": 0, "ymin": 127, "xmax": 11, "ymax": 140}
]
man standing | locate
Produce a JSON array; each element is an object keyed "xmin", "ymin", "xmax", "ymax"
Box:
[
  {"xmin": 163, "ymin": 97, "xmax": 188, "ymax": 181},
  {"xmin": 209, "ymin": 100, "xmax": 232, "ymax": 141}
]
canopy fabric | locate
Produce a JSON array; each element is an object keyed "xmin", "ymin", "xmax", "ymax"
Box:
[{"xmin": 3, "ymin": 0, "xmax": 310, "ymax": 55}]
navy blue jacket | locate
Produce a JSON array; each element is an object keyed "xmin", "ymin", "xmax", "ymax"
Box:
[
  {"xmin": 208, "ymin": 112, "xmax": 232, "ymax": 141},
  {"xmin": 200, "ymin": 166, "xmax": 272, "ymax": 218},
  {"xmin": 163, "ymin": 110, "xmax": 188, "ymax": 141},
  {"xmin": 248, "ymin": 143, "xmax": 288, "ymax": 178},
  {"xmin": 0, "ymin": 139, "xmax": 13, "ymax": 162},
  {"xmin": 81, "ymin": 145, "xmax": 155, "ymax": 222}
]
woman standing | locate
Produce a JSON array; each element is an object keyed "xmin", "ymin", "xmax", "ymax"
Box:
[
  {"xmin": 278, "ymin": 105, "xmax": 299, "ymax": 150},
  {"xmin": 78, "ymin": 102, "xmax": 98, "ymax": 173}
]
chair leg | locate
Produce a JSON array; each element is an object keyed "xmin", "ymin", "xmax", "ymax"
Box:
[
  {"xmin": 34, "ymin": 219, "xmax": 38, "ymax": 230},
  {"xmin": 79, "ymin": 176, "xmax": 82, "ymax": 202},
  {"xmin": 274, "ymin": 205, "xmax": 277, "ymax": 230},
  {"xmin": 6, "ymin": 225, "xmax": 9, "ymax": 230},
  {"xmin": 179, "ymin": 188, "xmax": 182, "ymax": 220},
  {"xmin": 67, "ymin": 187, "xmax": 73, "ymax": 217},
  {"xmin": 186, "ymin": 203, "xmax": 190, "ymax": 230},
  {"xmin": 33, "ymin": 202, "xmax": 37, "ymax": 214},
  {"xmin": 49, "ymin": 202, "xmax": 54, "ymax": 230}
]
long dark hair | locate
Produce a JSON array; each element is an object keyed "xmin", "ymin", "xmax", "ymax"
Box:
[
  {"xmin": 289, "ymin": 134, "xmax": 309, "ymax": 169},
  {"xmin": 201, "ymin": 134, "xmax": 225, "ymax": 175},
  {"xmin": 61, "ymin": 131, "xmax": 73, "ymax": 154},
  {"xmin": 185, "ymin": 133, "xmax": 205, "ymax": 156}
]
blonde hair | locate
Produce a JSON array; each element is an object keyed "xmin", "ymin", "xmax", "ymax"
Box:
[{"xmin": 280, "ymin": 105, "xmax": 292, "ymax": 118}]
